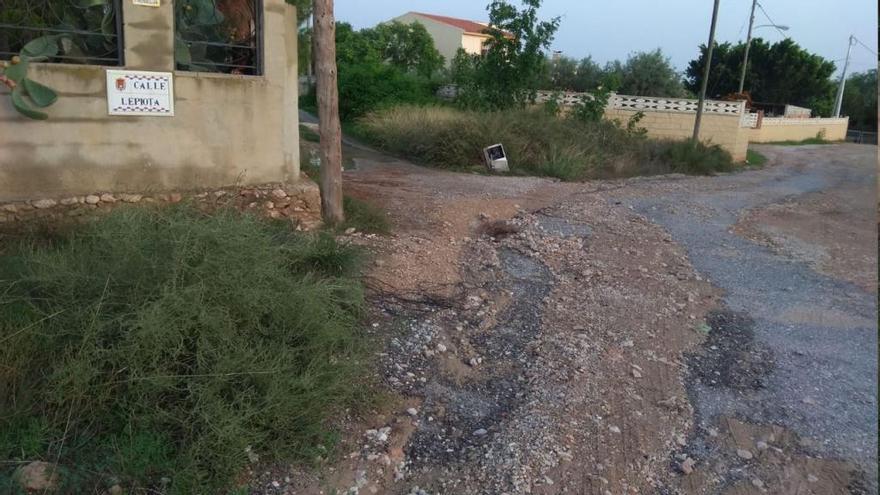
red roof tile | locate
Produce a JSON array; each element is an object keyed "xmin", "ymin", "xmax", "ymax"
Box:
[{"xmin": 409, "ymin": 12, "xmax": 491, "ymax": 36}]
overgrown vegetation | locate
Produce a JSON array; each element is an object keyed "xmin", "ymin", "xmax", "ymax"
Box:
[
  {"xmin": 357, "ymin": 105, "xmax": 733, "ymax": 181},
  {"xmin": 300, "ymin": 21, "xmax": 442, "ymax": 121},
  {"xmin": 0, "ymin": 206, "xmax": 371, "ymax": 494}
]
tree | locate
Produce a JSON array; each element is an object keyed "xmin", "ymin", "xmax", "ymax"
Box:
[
  {"xmin": 365, "ymin": 21, "xmax": 444, "ymax": 77},
  {"xmin": 685, "ymin": 38, "xmax": 837, "ymax": 116},
  {"xmin": 454, "ymin": 0, "xmax": 560, "ymax": 109},
  {"xmin": 313, "ymin": 0, "xmax": 343, "ymax": 223},
  {"xmin": 841, "ymin": 69, "xmax": 878, "ymax": 131},
  {"xmin": 616, "ymin": 49, "xmax": 688, "ymax": 97}
]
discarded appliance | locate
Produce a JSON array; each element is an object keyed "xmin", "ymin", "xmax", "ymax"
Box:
[{"xmin": 483, "ymin": 144, "xmax": 509, "ymax": 172}]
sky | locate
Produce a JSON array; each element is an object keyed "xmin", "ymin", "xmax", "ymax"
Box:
[{"xmin": 333, "ymin": 0, "xmax": 879, "ymax": 76}]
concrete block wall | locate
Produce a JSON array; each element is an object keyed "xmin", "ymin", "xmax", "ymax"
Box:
[
  {"xmin": 605, "ymin": 108, "xmax": 749, "ymax": 162},
  {"xmin": 0, "ymin": 0, "xmax": 300, "ymax": 202},
  {"xmin": 749, "ymin": 117, "xmax": 849, "ymax": 143}
]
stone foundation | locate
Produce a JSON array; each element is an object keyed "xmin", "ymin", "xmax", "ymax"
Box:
[{"xmin": 0, "ymin": 180, "xmax": 323, "ymax": 230}]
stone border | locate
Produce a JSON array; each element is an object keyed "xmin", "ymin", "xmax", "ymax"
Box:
[{"xmin": 0, "ymin": 180, "xmax": 323, "ymax": 230}]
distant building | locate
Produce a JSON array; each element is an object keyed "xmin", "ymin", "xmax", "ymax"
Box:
[{"xmin": 392, "ymin": 12, "xmax": 495, "ymax": 65}]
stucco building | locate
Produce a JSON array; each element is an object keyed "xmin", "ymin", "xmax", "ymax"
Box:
[{"xmin": 392, "ymin": 12, "xmax": 494, "ymax": 66}]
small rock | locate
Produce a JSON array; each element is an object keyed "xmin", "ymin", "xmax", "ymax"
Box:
[
  {"xmin": 802, "ymin": 397, "xmax": 817, "ymax": 405},
  {"xmin": 807, "ymin": 474, "xmax": 819, "ymax": 483},
  {"xmin": 468, "ymin": 357, "xmax": 480, "ymax": 367},
  {"xmin": 751, "ymin": 478, "xmax": 764, "ymax": 489},
  {"xmin": 100, "ymin": 193, "xmax": 116, "ymax": 203},
  {"xmin": 736, "ymin": 448, "xmax": 754, "ymax": 460},
  {"xmin": 345, "ymin": 227, "xmax": 357, "ymax": 235},
  {"xmin": 120, "ymin": 193, "xmax": 142, "ymax": 203},
  {"xmin": 32, "ymin": 199, "xmax": 57, "ymax": 209},
  {"xmin": 168, "ymin": 193, "xmax": 183, "ymax": 203},
  {"xmin": 272, "ymin": 480, "xmax": 281, "ymax": 488},
  {"xmin": 473, "ymin": 428, "xmax": 488, "ymax": 436},
  {"xmin": 756, "ymin": 440, "xmax": 769, "ymax": 450},
  {"xmin": 707, "ymin": 427, "xmax": 719, "ymax": 437},
  {"xmin": 406, "ymin": 408, "xmax": 418, "ymax": 417},
  {"xmin": 620, "ymin": 339, "xmax": 634, "ymax": 348},
  {"xmin": 609, "ymin": 426, "xmax": 621, "ymax": 434},
  {"xmin": 632, "ymin": 368, "xmax": 643, "ymax": 379},
  {"xmin": 436, "ymin": 343, "xmax": 447, "ymax": 353},
  {"xmin": 272, "ymin": 188, "xmax": 288, "ymax": 199},
  {"xmin": 2, "ymin": 203, "xmax": 18, "ymax": 213},
  {"xmin": 13, "ymin": 461, "xmax": 59, "ymax": 492},
  {"xmin": 59, "ymin": 197, "xmax": 79, "ymax": 206},
  {"xmin": 108, "ymin": 484, "xmax": 123, "ymax": 495},
  {"xmin": 680, "ymin": 457, "xmax": 696, "ymax": 475}
]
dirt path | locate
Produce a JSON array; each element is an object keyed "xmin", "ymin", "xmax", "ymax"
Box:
[{"xmin": 265, "ymin": 138, "xmax": 877, "ymax": 495}]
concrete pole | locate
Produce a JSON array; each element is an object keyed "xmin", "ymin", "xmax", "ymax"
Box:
[
  {"xmin": 832, "ymin": 35, "xmax": 854, "ymax": 118},
  {"xmin": 693, "ymin": 0, "xmax": 721, "ymax": 144},
  {"xmin": 737, "ymin": 0, "xmax": 757, "ymax": 94},
  {"xmin": 313, "ymin": 0, "xmax": 344, "ymax": 223}
]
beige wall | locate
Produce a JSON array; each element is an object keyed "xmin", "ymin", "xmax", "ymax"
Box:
[
  {"xmin": 749, "ymin": 117, "xmax": 849, "ymax": 143},
  {"xmin": 0, "ymin": 0, "xmax": 300, "ymax": 202},
  {"xmin": 394, "ymin": 13, "xmax": 464, "ymax": 66},
  {"xmin": 461, "ymin": 34, "xmax": 488, "ymax": 55},
  {"xmin": 605, "ymin": 108, "xmax": 749, "ymax": 162}
]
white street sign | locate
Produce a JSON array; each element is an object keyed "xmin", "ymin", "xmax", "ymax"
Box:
[
  {"xmin": 106, "ymin": 70, "xmax": 174, "ymax": 117},
  {"xmin": 132, "ymin": 0, "xmax": 161, "ymax": 7}
]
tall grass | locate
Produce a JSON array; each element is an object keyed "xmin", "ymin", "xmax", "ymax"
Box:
[
  {"xmin": 0, "ymin": 205, "xmax": 370, "ymax": 493},
  {"xmin": 356, "ymin": 105, "xmax": 735, "ymax": 180}
]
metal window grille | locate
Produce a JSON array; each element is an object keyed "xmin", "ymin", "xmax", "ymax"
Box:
[
  {"xmin": 175, "ymin": 0, "xmax": 263, "ymax": 76},
  {"xmin": 0, "ymin": 0, "xmax": 124, "ymax": 66}
]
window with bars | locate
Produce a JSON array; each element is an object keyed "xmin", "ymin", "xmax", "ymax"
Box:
[
  {"xmin": 0, "ymin": 0, "xmax": 124, "ymax": 66},
  {"xmin": 174, "ymin": 0, "xmax": 263, "ymax": 75}
]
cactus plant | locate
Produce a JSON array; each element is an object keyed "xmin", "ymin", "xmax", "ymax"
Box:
[{"xmin": 1, "ymin": 36, "xmax": 60, "ymax": 120}]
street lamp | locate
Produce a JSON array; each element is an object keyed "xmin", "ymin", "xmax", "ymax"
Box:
[{"xmin": 738, "ymin": 0, "xmax": 790, "ymax": 93}]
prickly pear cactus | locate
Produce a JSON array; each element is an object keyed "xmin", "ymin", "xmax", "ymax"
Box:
[{"xmin": 0, "ymin": 36, "xmax": 60, "ymax": 120}]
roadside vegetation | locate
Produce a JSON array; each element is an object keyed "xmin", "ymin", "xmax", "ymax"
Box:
[
  {"xmin": 0, "ymin": 205, "xmax": 371, "ymax": 494},
  {"xmin": 746, "ymin": 149, "xmax": 768, "ymax": 167},
  {"xmin": 357, "ymin": 105, "xmax": 733, "ymax": 180}
]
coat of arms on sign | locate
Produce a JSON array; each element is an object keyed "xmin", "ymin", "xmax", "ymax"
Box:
[{"xmin": 115, "ymin": 78, "xmax": 126, "ymax": 91}]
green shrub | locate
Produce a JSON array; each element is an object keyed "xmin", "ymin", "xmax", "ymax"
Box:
[
  {"xmin": 0, "ymin": 205, "xmax": 370, "ymax": 493},
  {"xmin": 337, "ymin": 62, "xmax": 434, "ymax": 121},
  {"xmin": 356, "ymin": 105, "xmax": 735, "ymax": 180}
]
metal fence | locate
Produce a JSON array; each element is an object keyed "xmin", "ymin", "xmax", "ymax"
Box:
[
  {"xmin": 846, "ymin": 130, "xmax": 878, "ymax": 145},
  {"xmin": 0, "ymin": 0, "xmax": 124, "ymax": 66},
  {"xmin": 174, "ymin": 0, "xmax": 263, "ymax": 75}
]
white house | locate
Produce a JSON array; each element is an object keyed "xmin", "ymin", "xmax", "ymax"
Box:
[{"xmin": 392, "ymin": 12, "xmax": 494, "ymax": 65}]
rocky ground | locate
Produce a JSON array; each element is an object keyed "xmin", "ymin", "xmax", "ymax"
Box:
[{"xmin": 249, "ymin": 138, "xmax": 877, "ymax": 495}]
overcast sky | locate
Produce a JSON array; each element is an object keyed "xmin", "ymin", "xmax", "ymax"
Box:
[{"xmin": 334, "ymin": 0, "xmax": 878, "ymax": 76}]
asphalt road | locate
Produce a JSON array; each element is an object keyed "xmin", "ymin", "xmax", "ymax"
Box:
[{"xmin": 621, "ymin": 144, "xmax": 878, "ymax": 491}]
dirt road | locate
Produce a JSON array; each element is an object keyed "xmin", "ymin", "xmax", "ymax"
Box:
[{"xmin": 278, "ymin": 138, "xmax": 877, "ymax": 495}]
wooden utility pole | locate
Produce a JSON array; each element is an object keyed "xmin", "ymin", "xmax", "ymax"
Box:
[
  {"xmin": 313, "ymin": 0, "xmax": 344, "ymax": 223},
  {"xmin": 693, "ymin": 0, "xmax": 721, "ymax": 144}
]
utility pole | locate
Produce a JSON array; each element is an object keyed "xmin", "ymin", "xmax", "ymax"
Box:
[
  {"xmin": 737, "ymin": 0, "xmax": 757, "ymax": 93},
  {"xmin": 693, "ymin": 0, "xmax": 721, "ymax": 143},
  {"xmin": 832, "ymin": 35, "xmax": 854, "ymax": 118},
  {"xmin": 313, "ymin": 0, "xmax": 344, "ymax": 223}
]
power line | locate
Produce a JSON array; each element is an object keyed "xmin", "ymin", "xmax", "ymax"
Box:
[
  {"xmin": 755, "ymin": 2, "xmax": 788, "ymax": 38},
  {"xmin": 851, "ymin": 36, "xmax": 878, "ymax": 58}
]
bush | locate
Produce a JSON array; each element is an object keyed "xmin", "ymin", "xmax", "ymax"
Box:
[
  {"xmin": 0, "ymin": 205, "xmax": 370, "ymax": 493},
  {"xmin": 356, "ymin": 105, "xmax": 735, "ymax": 180},
  {"xmin": 337, "ymin": 62, "xmax": 434, "ymax": 121}
]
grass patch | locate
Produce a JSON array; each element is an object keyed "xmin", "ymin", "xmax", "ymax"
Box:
[
  {"xmin": 0, "ymin": 205, "xmax": 371, "ymax": 494},
  {"xmin": 356, "ymin": 105, "xmax": 734, "ymax": 180},
  {"xmin": 341, "ymin": 196, "xmax": 390, "ymax": 234},
  {"xmin": 746, "ymin": 149, "xmax": 768, "ymax": 167},
  {"xmin": 765, "ymin": 137, "xmax": 835, "ymax": 145},
  {"xmin": 300, "ymin": 124, "xmax": 321, "ymax": 143}
]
